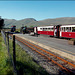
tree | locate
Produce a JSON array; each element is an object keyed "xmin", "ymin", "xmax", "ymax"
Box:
[{"xmin": 0, "ymin": 17, "xmax": 4, "ymax": 32}]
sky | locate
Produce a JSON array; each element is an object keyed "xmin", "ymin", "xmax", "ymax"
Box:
[{"xmin": 0, "ymin": 1, "xmax": 75, "ymax": 21}]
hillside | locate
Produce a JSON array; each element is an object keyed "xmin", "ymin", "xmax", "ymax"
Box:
[
  {"xmin": 4, "ymin": 17, "xmax": 75, "ymax": 28},
  {"xmin": 4, "ymin": 18, "xmax": 37, "ymax": 28}
]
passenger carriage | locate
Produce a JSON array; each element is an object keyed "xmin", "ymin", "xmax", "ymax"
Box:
[
  {"xmin": 34, "ymin": 24, "xmax": 75, "ymax": 38},
  {"xmin": 60, "ymin": 24, "xmax": 75, "ymax": 38},
  {"xmin": 37, "ymin": 26, "xmax": 54, "ymax": 36}
]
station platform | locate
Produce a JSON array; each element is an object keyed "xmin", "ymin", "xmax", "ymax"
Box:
[{"xmin": 14, "ymin": 34, "xmax": 75, "ymax": 61}]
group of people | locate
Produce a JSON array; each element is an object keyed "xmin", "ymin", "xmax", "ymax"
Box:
[
  {"xmin": 11, "ymin": 26, "xmax": 16, "ymax": 32},
  {"xmin": 20, "ymin": 26, "xmax": 27, "ymax": 34}
]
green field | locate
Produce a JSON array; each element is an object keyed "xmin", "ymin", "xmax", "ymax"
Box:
[{"xmin": 0, "ymin": 33, "xmax": 49, "ymax": 75}]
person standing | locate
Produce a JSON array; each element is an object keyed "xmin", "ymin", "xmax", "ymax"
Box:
[
  {"xmin": 55, "ymin": 28, "xmax": 57, "ymax": 35},
  {"xmin": 23, "ymin": 27, "xmax": 26, "ymax": 34}
]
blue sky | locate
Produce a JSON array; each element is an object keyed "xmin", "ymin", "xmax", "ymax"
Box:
[{"xmin": 0, "ymin": 1, "xmax": 75, "ymax": 21}]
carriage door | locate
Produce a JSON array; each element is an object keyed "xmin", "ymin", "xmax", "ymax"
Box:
[
  {"xmin": 54, "ymin": 25, "xmax": 60, "ymax": 38},
  {"xmin": 34, "ymin": 27, "xmax": 37, "ymax": 33},
  {"xmin": 34, "ymin": 27, "xmax": 38, "ymax": 34}
]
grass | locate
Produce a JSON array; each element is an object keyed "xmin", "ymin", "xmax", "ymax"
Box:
[
  {"xmin": 0, "ymin": 32, "xmax": 49, "ymax": 75},
  {"xmin": 0, "ymin": 33, "xmax": 13, "ymax": 75}
]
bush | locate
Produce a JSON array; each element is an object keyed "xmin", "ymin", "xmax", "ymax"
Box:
[{"xmin": 70, "ymin": 39, "xmax": 75, "ymax": 41}]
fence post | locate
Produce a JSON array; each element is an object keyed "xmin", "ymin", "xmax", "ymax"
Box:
[
  {"xmin": 5, "ymin": 32, "xmax": 7, "ymax": 45},
  {"xmin": 13, "ymin": 35, "xmax": 17, "ymax": 74},
  {"xmin": 7, "ymin": 32, "xmax": 10, "ymax": 53}
]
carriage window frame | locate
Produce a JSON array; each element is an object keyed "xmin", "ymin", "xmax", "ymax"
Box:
[{"xmin": 72, "ymin": 27, "xmax": 75, "ymax": 32}]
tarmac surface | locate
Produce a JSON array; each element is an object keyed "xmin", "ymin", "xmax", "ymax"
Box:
[{"xmin": 15, "ymin": 34, "xmax": 75, "ymax": 61}]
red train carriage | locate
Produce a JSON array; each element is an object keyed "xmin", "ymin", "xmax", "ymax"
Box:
[
  {"xmin": 60, "ymin": 24, "xmax": 75, "ymax": 38},
  {"xmin": 34, "ymin": 24, "xmax": 75, "ymax": 38},
  {"xmin": 34, "ymin": 26, "xmax": 54, "ymax": 36}
]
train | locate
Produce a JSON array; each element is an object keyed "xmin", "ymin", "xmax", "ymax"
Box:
[
  {"xmin": 20, "ymin": 26, "xmax": 34, "ymax": 34},
  {"xmin": 11, "ymin": 24, "xmax": 75, "ymax": 39},
  {"xmin": 34, "ymin": 24, "xmax": 75, "ymax": 38}
]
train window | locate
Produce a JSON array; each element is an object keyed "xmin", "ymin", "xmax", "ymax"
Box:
[
  {"xmin": 65, "ymin": 27, "xmax": 71, "ymax": 32},
  {"xmin": 52, "ymin": 28, "xmax": 53, "ymax": 31},
  {"xmin": 48, "ymin": 28, "xmax": 50, "ymax": 31},
  {"xmin": 70, "ymin": 27, "xmax": 71, "ymax": 32},
  {"xmin": 46, "ymin": 28, "xmax": 47, "ymax": 31},
  {"xmin": 43, "ymin": 28, "xmax": 44, "ymax": 31},
  {"xmin": 44, "ymin": 28, "xmax": 46, "ymax": 31},
  {"xmin": 40, "ymin": 28, "xmax": 42, "ymax": 30},
  {"xmin": 72, "ymin": 27, "xmax": 75, "ymax": 32},
  {"xmin": 66, "ymin": 27, "xmax": 68, "ymax": 30},
  {"xmin": 50, "ymin": 28, "xmax": 53, "ymax": 31},
  {"xmin": 65, "ymin": 27, "xmax": 68, "ymax": 32},
  {"xmin": 61, "ymin": 27, "xmax": 64, "ymax": 32},
  {"xmin": 69, "ymin": 27, "xmax": 72, "ymax": 32},
  {"xmin": 43, "ymin": 28, "xmax": 46, "ymax": 31},
  {"xmin": 48, "ymin": 28, "xmax": 50, "ymax": 29},
  {"xmin": 61, "ymin": 27, "xmax": 72, "ymax": 32},
  {"xmin": 64, "ymin": 27, "xmax": 65, "ymax": 32}
]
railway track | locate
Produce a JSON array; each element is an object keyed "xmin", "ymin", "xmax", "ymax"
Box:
[{"xmin": 10, "ymin": 34, "xmax": 75, "ymax": 75}]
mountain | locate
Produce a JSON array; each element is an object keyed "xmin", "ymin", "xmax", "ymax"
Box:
[
  {"xmin": 4, "ymin": 17, "xmax": 75, "ymax": 28},
  {"xmin": 4, "ymin": 18, "xmax": 37, "ymax": 28},
  {"xmin": 4, "ymin": 19, "xmax": 16, "ymax": 26}
]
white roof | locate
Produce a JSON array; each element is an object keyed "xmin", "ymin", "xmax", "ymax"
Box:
[
  {"xmin": 37, "ymin": 26, "xmax": 54, "ymax": 28},
  {"xmin": 61, "ymin": 25, "xmax": 75, "ymax": 27}
]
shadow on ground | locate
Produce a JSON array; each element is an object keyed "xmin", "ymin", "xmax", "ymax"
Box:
[{"xmin": 16, "ymin": 61, "xmax": 49, "ymax": 75}]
